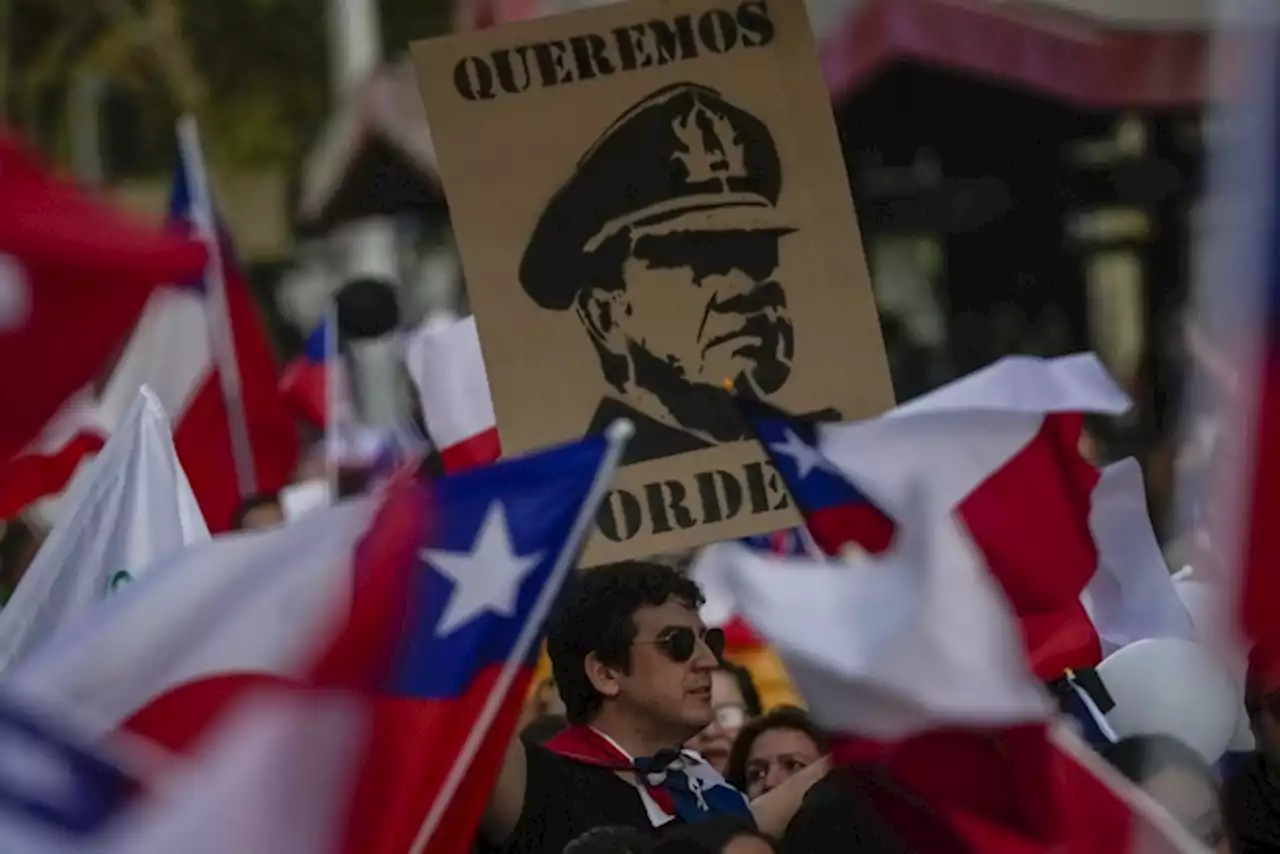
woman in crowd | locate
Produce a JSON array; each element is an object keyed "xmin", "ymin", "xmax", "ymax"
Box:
[
  {"xmin": 725, "ymin": 707, "xmax": 829, "ymax": 799},
  {"xmin": 686, "ymin": 659, "xmax": 763, "ymax": 774}
]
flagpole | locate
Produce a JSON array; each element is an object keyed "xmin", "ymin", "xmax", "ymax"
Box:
[
  {"xmin": 407, "ymin": 419, "xmax": 634, "ymax": 854},
  {"xmin": 325, "ymin": 302, "xmax": 340, "ymax": 501},
  {"xmin": 175, "ymin": 115, "xmax": 257, "ymax": 499}
]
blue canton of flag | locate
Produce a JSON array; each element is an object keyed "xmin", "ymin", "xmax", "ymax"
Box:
[
  {"xmin": 737, "ymin": 400, "xmax": 896, "ymax": 556},
  {"xmin": 386, "ymin": 433, "xmax": 614, "ymax": 698},
  {"xmin": 0, "ymin": 694, "xmax": 137, "ymax": 836},
  {"xmin": 302, "ymin": 319, "xmax": 330, "ymax": 364}
]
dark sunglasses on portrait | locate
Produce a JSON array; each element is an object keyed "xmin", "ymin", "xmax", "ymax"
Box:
[{"xmin": 637, "ymin": 627, "xmax": 726, "ymax": 663}]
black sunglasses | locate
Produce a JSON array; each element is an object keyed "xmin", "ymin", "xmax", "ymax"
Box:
[{"xmin": 636, "ymin": 626, "xmax": 726, "ymax": 663}]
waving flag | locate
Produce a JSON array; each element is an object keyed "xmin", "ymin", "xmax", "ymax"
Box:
[
  {"xmin": 0, "ymin": 493, "xmax": 407, "ymax": 854},
  {"xmin": 818, "ymin": 354, "xmax": 1130, "ymax": 678},
  {"xmin": 5, "ymin": 500, "xmax": 376, "ymax": 740},
  {"xmin": 0, "ymin": 139, "xmax": 298, "ymax": 530},
  {"xmin": 0, "ymin": 133, "xmax": 206, "ymax": 470},
  {"xmin": 9, "ymin": 425, "xmax": 631, "ymax": 854},
  {"xmin": 704, "ymin": 530, "xmax": 808, "ymax": 651},
  {"xmin": 132, "ymin": 145, "xmax": 299, "ymax": 529},
  {"xmin": 698, "ymin": 454, "xmax": 1194, "ymax": 685},
  {"xmin": 714, "ymin": 356, "xmax": 1141, "ymax": 679},
  {"xmin": 0, "ymin": 691, "xmax": 140, "ymax": 848},
  {"xmin": 736, "ymin": 396, "xmax": 896, "ymax": 556},
  {"xmin": 721, "ymin": 484, "xmax": 1205, "ymax": 854},
  {"xmin": 0, "ymin": 388, "xmax": 209, "ymax": 670},
  {"xmin": 95, "ymin": 691, "xmax": 366, "ymax": 854},
  {"xmin": 342, "ymin": 424, "xmax": 629, "ymax": 854},
  {"xmin": 0, "ymin": 393, "xmax": 107, "ymax": 520},
  {"xmin": 279, "ymin": 319, "xmax": 333, "ymax": 429},
  {"xmin": 1078, "ymin": 459, "xmax": 1196, "ymax": 656},
  {"xmin": 406, "ymin": 313, "xmax": 500, "ymax": 473}
]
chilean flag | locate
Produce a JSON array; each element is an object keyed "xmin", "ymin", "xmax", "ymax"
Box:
[
  {"xmin": 698, "ymin": 454, "xmax": 1196, "ymax": 683},
  {"xmin": 819, "ymin": 355, "xmax": 1129, "ymax": 679},
  {"xmin": 406, "ymin": 314, "xmax": 501, "ymax": 473},
  {"xmin": 710, "ymin": 356, "xmax": 1141, "ymax": 680},
  {"xmin": 339, "ymin": 433, "xmax": 618, "ymax": 854},
  {"xmin": 7, "ymin": 433, "xmax": 623, "ymax": 854},
  {"xmin": 0, "ymin": 146, "xmax": 299, "ymax": 529},
  {"xmin": 737, "ymin": 397, "xmax": 896, "ymax": 557},
  {"xmin": 0, "ymin": 134, "xmax": 206, "ymax": 483},
  {"xmin": 278, "ymin": 320, "xmax": 332, "ymax": 429},
  {"xmin": 722, "ymin": 483, "xmax": 1205, "ymax": 854}
]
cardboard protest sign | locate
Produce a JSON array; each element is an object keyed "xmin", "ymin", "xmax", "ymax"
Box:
[{"xmin": 411, "ymin": 0, "xmax": 893, "ymax": 565}]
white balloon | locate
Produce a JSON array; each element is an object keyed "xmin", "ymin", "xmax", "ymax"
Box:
[{"xmin": 1097, "ymin": 637, "xmax": 1240, "ymax": 763}]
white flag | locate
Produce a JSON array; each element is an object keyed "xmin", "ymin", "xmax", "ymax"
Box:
[
  {"xmin": 5, "ymin": 499, "xmax": 370, "ymax": 739},
  {"xmin": 0, "ymin": 387, "xmax": 208, "ymax": 670}
]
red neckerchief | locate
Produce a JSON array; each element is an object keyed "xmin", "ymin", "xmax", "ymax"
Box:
[{"xmin": 544, "ymin": 724, "xmax": 678, "ymax": 817}]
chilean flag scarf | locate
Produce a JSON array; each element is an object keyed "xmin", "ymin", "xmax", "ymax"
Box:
[{"xmin": 545, "ymin": 724, "xmax": 753, "ymax": 828}]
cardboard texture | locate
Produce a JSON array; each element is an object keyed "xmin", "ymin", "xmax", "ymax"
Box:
[{"xmin": 412, "ymin": 0, "xmax": 892, "ymax": 565}]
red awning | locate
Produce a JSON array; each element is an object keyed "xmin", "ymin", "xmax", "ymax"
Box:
[
  {"xmin": 822, "ymin": 0, "xmax": 1210, "ymax": 107},
  {"xmin": 299, "ymin": 1, "xmax": 1212, "ymax": 231}
]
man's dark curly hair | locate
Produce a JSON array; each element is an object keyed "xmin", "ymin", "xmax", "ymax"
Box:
[{"xmin": 548, "ymin": 561, "xmax": 704, "ymax": 725}]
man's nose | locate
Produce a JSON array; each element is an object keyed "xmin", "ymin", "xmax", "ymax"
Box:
[{"xmin": 691, "ymin": 639, "xmax": 719, "ymax": 670}]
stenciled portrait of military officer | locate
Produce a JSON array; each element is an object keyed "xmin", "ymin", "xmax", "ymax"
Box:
[{"xmin": 519, "ymin": 82, "xmax": 839, "ymax": 466}]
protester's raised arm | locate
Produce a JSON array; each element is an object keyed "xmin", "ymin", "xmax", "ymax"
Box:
[
  {"xmin": 481, "ymin": 733, "xmax": 528, "ymax": 843},
  {"xmin": 748, "ymin": 756, "xmax": 830, "ymax": 839}
]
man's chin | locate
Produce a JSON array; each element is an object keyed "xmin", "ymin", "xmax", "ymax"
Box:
[{"xmin": 681, "ymin": 707, "xmax": 715, "ymax": 733}]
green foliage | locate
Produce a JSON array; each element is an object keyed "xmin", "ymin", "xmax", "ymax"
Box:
[{"xmin": 6, "ymin": 0, "xmax": 456, "ymax": 175}]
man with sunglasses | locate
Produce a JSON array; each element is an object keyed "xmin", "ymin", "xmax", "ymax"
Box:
[{"xmin": 478, "ymin": 562, "xmax": 820, "ymax": 853}]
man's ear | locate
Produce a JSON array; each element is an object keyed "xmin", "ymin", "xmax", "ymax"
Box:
[
  {"xmin": 584, "ymin": 651, "xmax": 624, "ymax": 701},
  {"xmin": 575, "ymin": 288, "xmax": 629, "ymax": 355}
]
